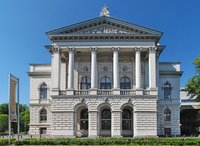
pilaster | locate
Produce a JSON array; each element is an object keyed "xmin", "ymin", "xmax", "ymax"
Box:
[
  {"xmin": 88, "ymin": 111, "xmax": 98, "ymax": 138},
  {"xmin": 111, "ymin": 111, "xmax": 122, "ymax": 137}
]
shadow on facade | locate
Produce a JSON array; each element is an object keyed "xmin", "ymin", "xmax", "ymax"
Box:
[{"xmin": 180, "ymin": 108, "xmax": 200, "ymax": 136}]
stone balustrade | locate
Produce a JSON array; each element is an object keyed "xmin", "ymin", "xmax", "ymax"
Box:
[{"xmin": 58, "ymin": 89, "xmax": 152, "ymax": 96}]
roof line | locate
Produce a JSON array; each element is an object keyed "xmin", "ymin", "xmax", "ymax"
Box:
[{"xmin": 46, "ymin": 16, "xmax": 163, "ymax": 35}]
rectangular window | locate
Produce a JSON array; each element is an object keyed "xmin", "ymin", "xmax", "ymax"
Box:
[
  {"xmin": 40, "ymin": 127, "xmax": 47, "ymax": 134},
  {"xmin": 164, "ymin": 128, "xmax": 171, "ymax": 136}
]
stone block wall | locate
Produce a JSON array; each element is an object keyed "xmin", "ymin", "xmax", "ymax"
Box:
[
  {"xmin": 50, "ymin": 95, "xmax": 157, "ymax": 137},
  {"xmin": 29, "ymin": 105, "xmax": 51, "ymax": 135}
]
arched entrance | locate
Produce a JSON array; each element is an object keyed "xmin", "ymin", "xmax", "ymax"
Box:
[
  {"xmin": 122, "ymin": 106, "xmax": 133, "ymax": 137},
  {"xmin": 76, "ymin": 106, "xmax": 88, "ymax": 137}
]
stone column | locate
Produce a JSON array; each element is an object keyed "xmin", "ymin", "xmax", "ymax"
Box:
[
  {"xmin": 135, "ymin": 48, "xmax": 143, "ymax": 95},
  {"xmin": 111, "ymin": 111, "xmax": 122, "ymax": 137},
  {"xmin": 149, "ymin": 47, "xmax": 157, "ymax": 95},
  {"xmin": 51, "ymin": 47, "xmax": 61, "ymax": 95},
  {"xmin": 113, "ymin": 47, "xmax": 120, "ymax": 95},
  {"xmin": 90, "ymin": 48, "xmax": 98, "ymax": 95},
  {"xmin": 67, "ymin": 48, "xmax": 75, "ymax": 95},
  {"xmin": 60, "ymin": 58, "xmax": 66, "ymax": 91},
  {"xmin": 88, "ymin": 111, "xmax": 98, "ymax": 137}
]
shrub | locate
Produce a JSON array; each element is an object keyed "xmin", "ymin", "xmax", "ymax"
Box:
[
  {"xmin": 0, "ymin": 138, "xmax": 15, "ymax": 145},
  {"xmin": 12, "ymin": 137, "xmax": 200, "ymax": 145}
]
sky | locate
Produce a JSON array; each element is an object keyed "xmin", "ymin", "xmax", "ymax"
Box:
[{"xmin": 0, "ymin": 0, "xmax": 200, "ymax": 105}]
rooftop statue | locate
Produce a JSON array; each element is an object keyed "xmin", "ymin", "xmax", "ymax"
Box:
[{"xmin": 100, "ymin": 5, "xmax": 110, "ymax": 17}]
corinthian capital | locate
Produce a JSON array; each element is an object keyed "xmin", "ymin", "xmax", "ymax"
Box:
[
  {"xmin": 68, "ymin": 47, "xmax": 75, "ymax": 52},
  {"xmin": 112, "ymin": 47, "xmax": 120, "ymax": 52},
  {"xmin": 90, "ymin": 47, "xmax": 97, "ymax": 52},
  {"xmin": 135, "ymin": 47, "xmax": 142, "ymax": 52},
  {"xmin": 149, "ymin": 47, "xmax": 157, "ymax": 53},
  {"xmin": 50, "ymin": 47, "xmax": 60, "ymax": 54}
]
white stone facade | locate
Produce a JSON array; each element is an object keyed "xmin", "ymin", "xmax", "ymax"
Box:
[{"xmin": 28, "ymin": 15, "xmax": 182, "ymax": 137}]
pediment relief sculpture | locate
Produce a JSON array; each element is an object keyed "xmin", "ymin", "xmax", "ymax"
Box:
[{"xmin": 70, "ymin": 24, "xmax": 147, "ymax": 35}]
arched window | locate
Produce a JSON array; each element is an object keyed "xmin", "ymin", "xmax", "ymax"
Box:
[
  {"xmin": 40, "ymin": 109, "xmax": 47, "ymax": 122},
  {"xmin": 101, "ymin": 108, "xmax": 111, "ymax": 130},
  {"xmin": 80, "ymin": 109, "xmax": 88, "ymax": 130},
  {"xmin": 40, "ymin": 83, "xmax": 47, "ymax": 99},
  {"xmin": 164, "ymin": 108, "xmax": 171, "ymax": 122},
  {"xmin": 80, "ymin": 76, "xmax": 91, "ymax": 89},
  {"xmin": 122, "ymin": 108, "xmax": 132, "ymax": 130},
  {"xmin": 120, "ymin": 76, "xmax": 131, "ymax": 89},
  {"xmin": 100, "ymin": 76, "xmax": 111, "ymax": 89},
  {"xmin": 164, "ymin": 81, "xmax": 172, "ymax": 99}
]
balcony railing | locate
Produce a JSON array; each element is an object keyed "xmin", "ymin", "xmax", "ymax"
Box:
[
  {"xmin": 74, "ymin": 90, "xmax": 89, "ymax": 95},
  {"xmin": 97, "ymin": 89, "xmax": 112, "ymax": 95},
  {"xmin": 59, "ymin": 89, "xmax": 151, "ymax": 96},
  {"xmin": 120, "ymin": 89, "xmax": 136, "ymax": 95}
]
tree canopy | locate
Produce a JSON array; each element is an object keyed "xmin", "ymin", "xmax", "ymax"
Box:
[
  {"xmin": 186, "ymin": 57, "xmax": 200, "ymax": 101},
  {"xmin": 0, "ymin": 103, "xmax": 29, "ymax": 133}
]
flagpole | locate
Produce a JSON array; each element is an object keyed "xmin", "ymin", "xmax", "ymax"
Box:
[
  {"xmin": 8, "ymin": 74, "xmax": 11, "ymax": 145},
  {"xmin": 17, "ymin": 78, "xmax": 20, "ymax": 140}
]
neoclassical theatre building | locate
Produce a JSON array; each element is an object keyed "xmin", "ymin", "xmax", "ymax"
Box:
[{"xmin": 29, "ymin": 7, "xmax": 182, "ymax": 137}]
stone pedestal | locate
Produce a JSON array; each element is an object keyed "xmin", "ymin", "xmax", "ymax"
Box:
[
  {"xmin": 136, "ymin": 89, "xmax": 143, "ymax": 95},
  {"xmin": 112, "ymin": 88, "xmax": 120, "ymax": 95},
  {"xmin": 51, "ymin": 88, "xmax": 59, "ymax": 96},
  {"xmin": 150, "ymin": 88, "xmax": 158, "ymax": 96},
  {"xmin": 90, "ymin": 88, "xmax": 97, "ymax": 95},
  {"xmin": 66, "ymin": 89, "xmax": 74, "ymax": 95}
]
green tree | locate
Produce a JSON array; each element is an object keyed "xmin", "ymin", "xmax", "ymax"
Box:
[
  {"xmin": 0, "ymin": 103, "xmax": 8, "ymax": 115},
  {"xmin": 0, "ymin": 114, "xmax": 8, "ymax": 132},
  {"xmin": 0, "ymin": 103, "xmax": 30, "ymax": 133},
  {"xmin": 20, "ymin": 109, "xmax": 30, "ymax": 132},
  {"xmin": 186, "ymin": 57, "xmax": 200, "ymax": 101}
]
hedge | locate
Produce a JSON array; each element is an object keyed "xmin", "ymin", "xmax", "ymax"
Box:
[
  {"xmin": 0, "ymin": 138, "xmax": 15, "ymax": 145},
  {"xmin": 1, "ymin": 137, "xmax": 200, "ymax": 145}
]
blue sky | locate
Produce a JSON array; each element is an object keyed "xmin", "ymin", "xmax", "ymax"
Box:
[{"xmin": 0, "ymin": 0, "xmax": 200, "ymax": 105}]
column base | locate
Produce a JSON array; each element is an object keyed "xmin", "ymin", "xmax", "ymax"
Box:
[
  {"xmin": 136, "ymin": 88, "xmax": 143, "ymax": 95},
  {"xmin": 90, "ymin": 88, "xmax": 97, "ymax": 95},
  {"xmin": 149, "ymin": 87, "xmax": 158, "ymax": 95},
  {"xmin": 51, "ymin": 88, "xmax": 60, "ymax": 96},
  {"xmin": 66, "ymin": 89, "xmax": 74, "ymax": 95},
  {"xmin": 112, "ymin": 88, "xmax": 120, "ymax": 95}
]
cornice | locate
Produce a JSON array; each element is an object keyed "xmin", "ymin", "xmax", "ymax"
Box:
[
  {"xmin": 28, "ymin": 72, "xmax": 51, "ymax": 77},
  {"xmin": 49, "ymin": 35, "xmax": 160, "ymax": 43},
  {"xmin": 159, "ymin": 71, "xmax": 183, "ymax": 76}
]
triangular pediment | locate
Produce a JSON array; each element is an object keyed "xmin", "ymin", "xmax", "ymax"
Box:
[
  {"xmin": 46, "ymin": 16, "xmax": 162, "ymax": 37},
  {"xmin": 67, "ymin": 23, "xmax": 146, "ymax": 35}
]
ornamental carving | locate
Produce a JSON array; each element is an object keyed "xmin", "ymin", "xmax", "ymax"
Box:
[
  {"xmin": 80, "ymin": 64, "xmax": 90, "ymax": 72},
  {"xmin": 120, "ymin": 64, "xmax": 131, "ymax": 73},
  {"xmin": 135, "ymin": 47, "xmax": 142, "ymax": 52},
  {"xmin": 149, "ymin": 47, "xmax": 157, "ymax": 53},
  {"xmin": 80, "ymin": 25, "xmax": 129, "ymax": 34},
  {"xmin": 50, "ymin": 47, "xmax": 60, "ymax": 54}
]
